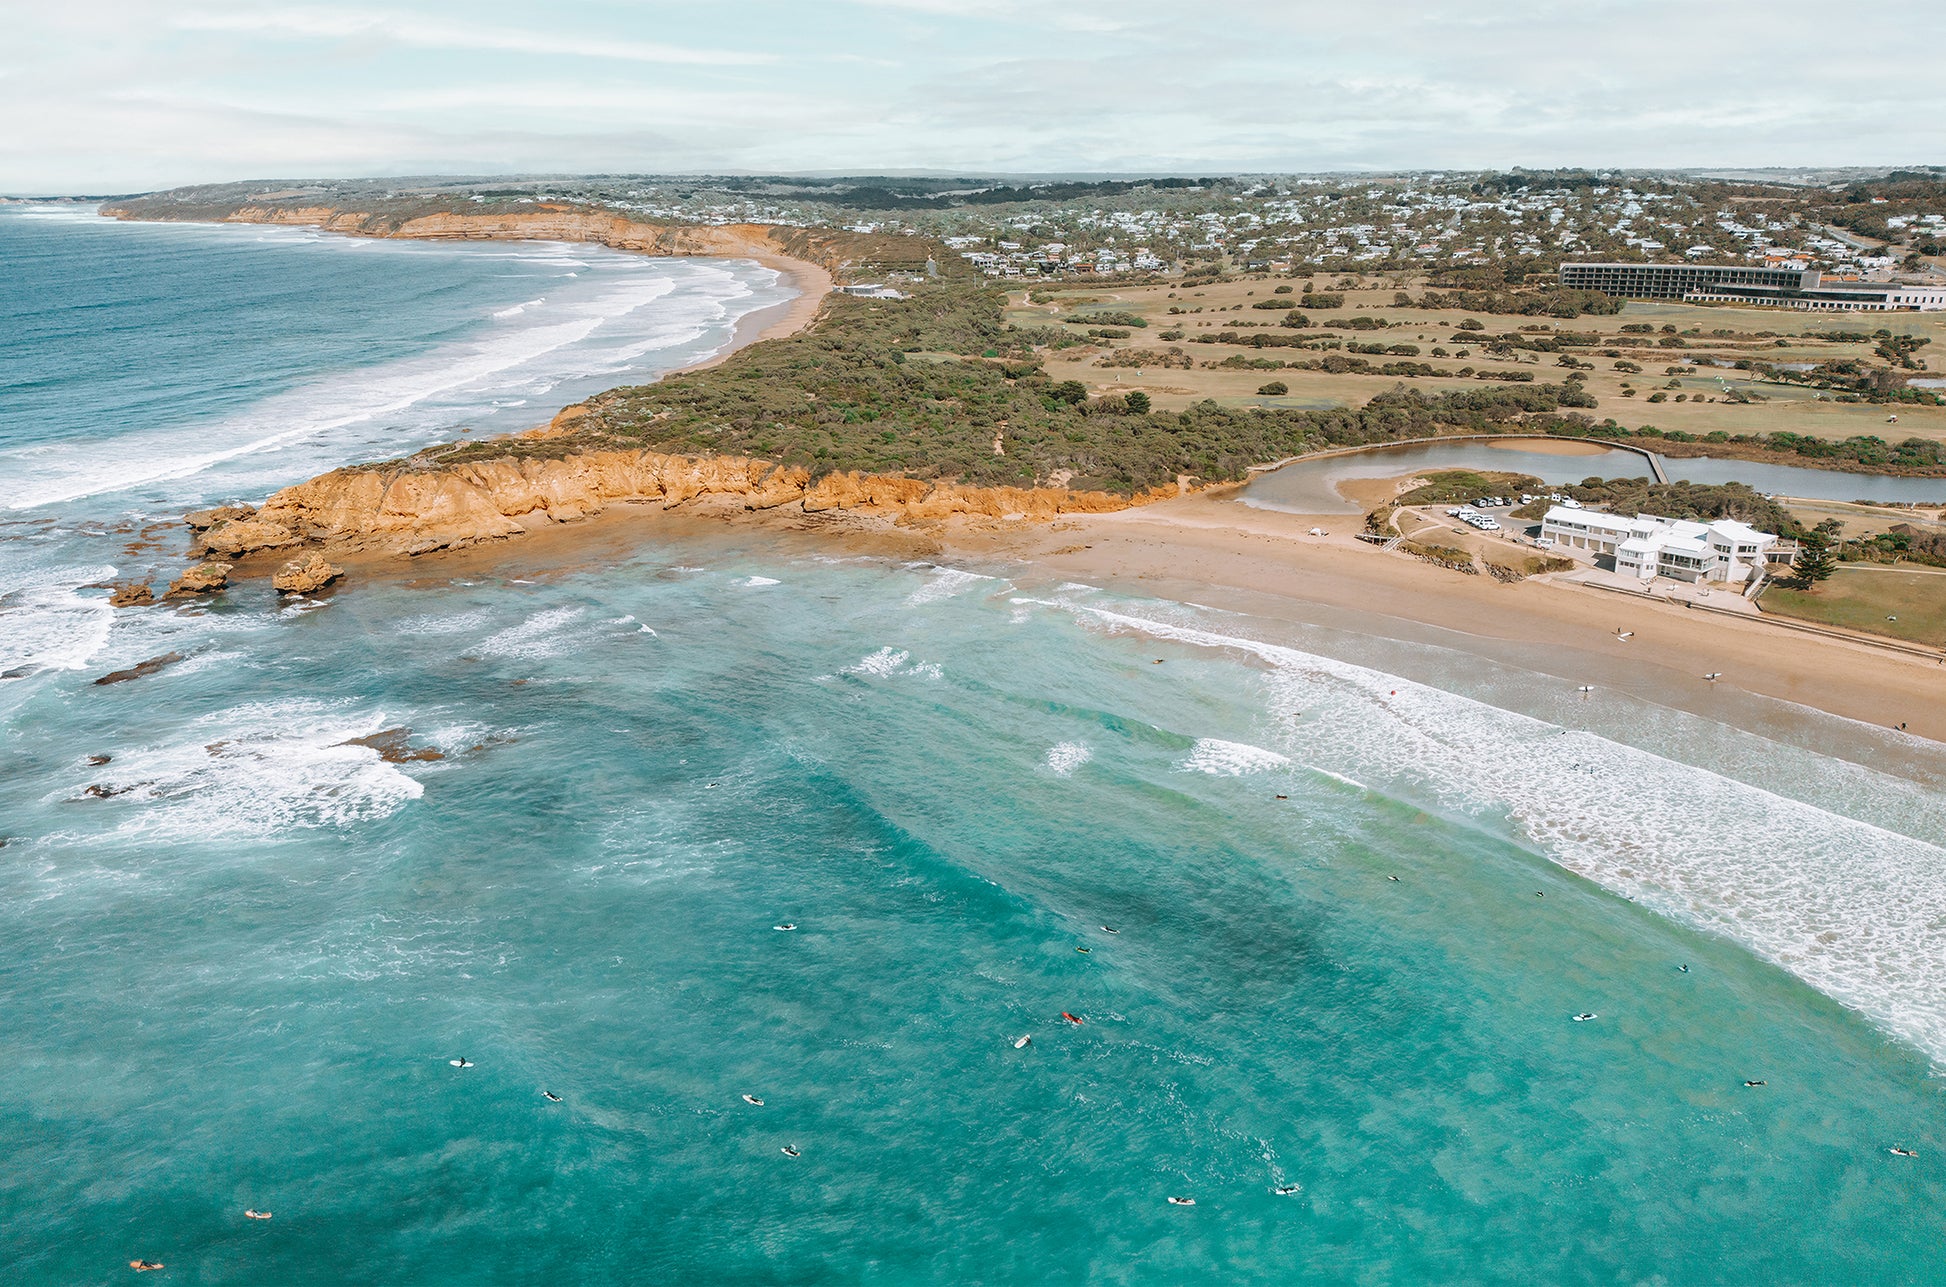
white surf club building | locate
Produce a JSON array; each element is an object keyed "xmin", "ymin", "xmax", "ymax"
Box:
[{"xmin": 1541, "ymin": 505, "xmax": 1778, "ymax": 584}]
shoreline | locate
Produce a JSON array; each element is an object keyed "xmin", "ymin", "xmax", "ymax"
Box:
[
  {"xmin": 675, "ymin": 253, "xmax": 833, "ymax": 378},
  {"xmin": 316, "ymin": 488, "xmax": 1944, "ymax": 752},
  {"xmin": 100, "ymin": 203, "xmax": 835, "ymax": 392},
  {"xmin": 95, "ymin": 206, "xmax": 1939, "ymax": 743}
]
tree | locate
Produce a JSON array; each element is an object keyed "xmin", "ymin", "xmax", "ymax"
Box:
[
  {"xmin": 1786, "ymin": 534, "xmax": 1838, "ymax": 589},
  {"xmin": 1124, "ymin": 391, "xmax": 1151, "ymax": 414},
  {"xmin": 1258, "ymin": 381, "xmax": 1288, "ymax": 395}
]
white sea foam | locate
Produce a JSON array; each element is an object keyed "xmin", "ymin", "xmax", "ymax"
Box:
[
  {"xmin": 0, "ymin": 564, "xmax": 117, "ymax": 674},
  {"xmin": 905, "ymin": 566, "xmax": 1002, "ymax": 606},
  {"xmin": 492, "ymin": 297, "xmax": 546, "ymax": 319},
  {"xmin": 847, "ymin": 647, "xmax": 910, "ymax": 677},
  {"xmin": 476, "ymin": 606, "xmax": 586, "ymax": 660},
  {"xmin": 53, "ymin": 700, "xmax": 424, "ymax": 839},
  {"xmin": 1179, "ymin": 738, "xmax": 1292, "ymax": 776},
  {"xmin": 843, "ymin": 647, "xmax": 942, "ymax": 680},
  {"xmin": 1065, "ymin": 597, "xmax": 1946, "ymax": 1067},
  {"xmin": 736, "ymin": 575, "xmax": 781, "ymax": 587},
  {"xmin": 1044, "ymin": 741, "xmax": 1093, "ymax": 776},
  {"xmin": 395, "ymin": 608, "xmax": 492, "ymax": 636}
]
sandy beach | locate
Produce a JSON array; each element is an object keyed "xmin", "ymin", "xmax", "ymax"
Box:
[
  {"xmin": 938, "ymin": 490, "xmax": 1945, "ymax": 742},
  {"xmin": 678, "ymin": 253, "xmax": 832, "ymax": 375}
]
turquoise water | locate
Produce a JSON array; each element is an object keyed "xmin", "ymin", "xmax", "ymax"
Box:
[{"xmin": 4, "ymin": 208, "xmax": 1946, "ymax": 1284}]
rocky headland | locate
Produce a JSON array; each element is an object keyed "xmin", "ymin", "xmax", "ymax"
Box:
[
  {"xmin": 98, "ymin": 199, "xmax": 1173, "ymax": 583},
  {"xmin": 187, "ymin": 435, "xmax": 1162, "ymax": 564}
]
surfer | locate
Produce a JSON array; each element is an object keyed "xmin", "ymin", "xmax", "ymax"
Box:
[
  {"xmin": 131, "ymin": 1261, "xmax": 165, "ymax": 1272},
  {"xmin": 774, "ymin": 923, "xmax": 796, "ymax": 931},
  {"xmin": 450, "ymin": 1058, "xmax": 473, "ymax": 1068},
  {"xmin": 1890, "ymin": 1147, "xmax": 1919, "ymax": 1157},
  {"xmin": 1014, "ymin": 1035, "xmax": 1031, "ymax": 1049},
  {"xmin": 244, "ymin": 1209, "xmax": 271, "ymax": 1220},
  {"xmin": 1076, "ymin": 946, "xmax": 1091, "ymax": 954},
  {"xmin": 1273, "ymin": 1184, "xmax": 1301, "ymax": 1196},
  {"xmin": 781, "ymin": 1145, "xmax": 801, "ymax": 1158},
  {"xmin": 1573, "ymin": 1013, "xmax": 1596, "ymax": 1022},
  {"xmin": 1744, "ymin": 1080, "xmax": 1766, "ymax": 1087},
  {"xmin": 1062, "ymin": 1012, "xmax": 1084, "ymax": 1025},
  {"xmin": 544, "ymin": 1091, "xmax": 563, "ymax": 1102},
  {"xmin": 1100, "ymin": 926, "xmax": 1119, "ymax": 934},
  {"xmin": 1678, "ymin": 965, "xmax": 1690, "ymax": 973},
  {"xmin": 742, "ymin": 1094, "xmax": 765, "ymax": 1106},
  {"xmin": 1167, "ymin": 1196, "xmax": 1195, "ymax": 1206},
  {"xmin": 1387, "ymin": 876, "xmax": 1400, "ymax": 882}
]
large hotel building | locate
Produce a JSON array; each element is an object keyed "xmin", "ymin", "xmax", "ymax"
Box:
[{"xmin": 1560, "ymin": 262, "xmax": 1946, "ymax": 311}]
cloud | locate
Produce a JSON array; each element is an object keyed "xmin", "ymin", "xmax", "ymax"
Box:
[
  {"xmin": 173, "ymin": 7, "xmax": 777, "ymax": 66},
  {"xmin": 3, "ymin": 0, "xmax": 1942, "ymax": 191}
]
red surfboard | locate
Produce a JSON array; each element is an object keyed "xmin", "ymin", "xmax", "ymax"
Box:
[{"xmin": 1062, "ymin": 1012, "xmax": 1083, "ymax": 1025}]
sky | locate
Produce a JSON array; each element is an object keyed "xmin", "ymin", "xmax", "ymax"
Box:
[{"xmin": 4, "ymin": 0, "xmax": 1941, "ymax": 194}]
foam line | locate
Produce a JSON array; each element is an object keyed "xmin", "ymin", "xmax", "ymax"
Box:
[{"xmin": 1065, "ymin": 597, "xmax": 1946, "ymax": 1067}]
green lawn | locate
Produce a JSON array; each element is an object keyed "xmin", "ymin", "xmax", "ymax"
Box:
[{"xmin": 1762, "ymin": 566, "xmax": 1946, "ymax": 647}]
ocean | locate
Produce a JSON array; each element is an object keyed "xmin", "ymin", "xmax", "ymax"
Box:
[{"xmin": 2, "ymin": 206, "xmax": 1944, "ymax": 1284}]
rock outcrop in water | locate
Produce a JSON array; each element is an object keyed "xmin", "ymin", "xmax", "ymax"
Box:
[
  {"xmin": 94, "ymin": 652, "xmax": 186, "ymax": 686},
  {"xmin": 195, "ymin": 448, "xmax": 1158, "ymax": 560},
  {"xmin": 165, "ymin": 562, "xmax": 233, "ymax": 598},
  {"xmin": 272, "ymin": 553, "xmax": 345, "ymax": 594}
]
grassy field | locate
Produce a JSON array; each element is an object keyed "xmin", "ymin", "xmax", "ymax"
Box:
[
  {"xmin": 1014, "ymin": 278, "xmax": 1946, "ymax": 445},
  {"xmin": 1761, "ymin": 566, "xmax": 1946, "ymax": 647}
]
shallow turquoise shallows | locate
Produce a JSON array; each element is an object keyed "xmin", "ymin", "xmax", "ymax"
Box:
[{"xmin": 2, "ymin": 207, "xmax": 1943, "ymax": 1285}]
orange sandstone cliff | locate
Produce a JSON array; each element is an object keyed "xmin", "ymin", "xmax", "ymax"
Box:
[
  {"xmin": 101, "ymin": 201, "xmax": 889, "ymax": 281},
  {"xmin": 190, "ymin": 445, "xmax": 1154, "ymax": 561}
]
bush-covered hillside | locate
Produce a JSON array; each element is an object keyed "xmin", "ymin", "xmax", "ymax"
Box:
[{"xmin": 570, "ymin": 279, "xmax": 1603, "ymax": 495}]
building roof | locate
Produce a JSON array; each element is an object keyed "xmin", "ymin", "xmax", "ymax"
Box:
[
  {"xmin": 1544, "ymin": 505, "xmax": 1634, "ymax": 530},
  {"xmin": 1544, "ymin": 506, "xmax": 1777, "ymax": 547},
  {"xmin": 1709, "ymin": 519, "xmax": 1770, "ymax": 542}
]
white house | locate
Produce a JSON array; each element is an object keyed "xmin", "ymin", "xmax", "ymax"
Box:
[{"xmin": 1542, "ymin": 506, "xmax": 1777, "ymax": 583}]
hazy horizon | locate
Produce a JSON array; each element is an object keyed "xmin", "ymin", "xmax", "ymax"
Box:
[{"xmin": 6, "ymin": 0, "xmax": 1943, "ymax": 194}]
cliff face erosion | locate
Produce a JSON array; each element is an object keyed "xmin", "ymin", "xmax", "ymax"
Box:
[
  {"xmin": 101, "ymin": 199, "xmax": 913, "ymax": 280},
  {"xmin": 190, "ymin": 443, "xmax": 1156, "ymax": 560}
]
